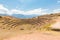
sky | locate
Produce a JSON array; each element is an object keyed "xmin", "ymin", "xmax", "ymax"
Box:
[{"xmin": 0, "ymin": 0, "xmax": 60, "ymax": 15}]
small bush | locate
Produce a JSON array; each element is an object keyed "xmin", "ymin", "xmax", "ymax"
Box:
[{"xmin": 51, "ymin": 29, "xmax": 60, "ymax": 31}]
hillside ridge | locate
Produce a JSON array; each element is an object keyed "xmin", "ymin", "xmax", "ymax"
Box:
[{"xmin": 0, "ymin": 13, "xmax": 60, "ymax": 31}]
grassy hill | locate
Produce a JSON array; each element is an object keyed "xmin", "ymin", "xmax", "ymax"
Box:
[
  {"xmin": 0, "ymin": 13, "xmax": 60, "ymax": 31},
  {"xmin": 0, "ymin": 13, "xmax": 60, "ymax": 40}
]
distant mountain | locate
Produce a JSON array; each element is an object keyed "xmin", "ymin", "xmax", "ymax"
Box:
[
  {"xmin": 0, "ymin": 13, "xmax": 60, "ymax": 31},
  {"xmin": 0, "ymin": 14, "xmax": 8, "ymax": 16},
  {"xmin": 12, "ymin": 14, "xmax": 39, "ymax": 18},
  {"xmin": 0, "ymin": 13, "xmax": 39, "ymax": 18}
]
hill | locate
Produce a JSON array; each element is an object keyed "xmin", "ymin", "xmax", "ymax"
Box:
[{"xmin": 0, "ymin": 13, "xmax": 60, "ymax": 31}]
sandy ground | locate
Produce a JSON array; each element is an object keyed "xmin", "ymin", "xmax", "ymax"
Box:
[
  {"xmin": 51, "ymin": 22, "xmax": 60, "ymax": 29},
  {"xmin": 1, "ymin": 17, "xmax": 60, "ymax": 40},
  {"xmin": 51, "ymin": 17, "xmax": 60, "ymax": 29},
  {"xmin": 1, "ymin": 31, "xmax": 60, "ymax": 40}
]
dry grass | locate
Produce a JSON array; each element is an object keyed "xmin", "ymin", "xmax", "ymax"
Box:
[{"xmin": 0, "ymin": 13, "xmax": 60, "ymax": 40}]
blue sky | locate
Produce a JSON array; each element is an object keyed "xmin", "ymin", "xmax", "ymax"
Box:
[{"xmin": 0, "ymin": 0, "xmax": 60, "ymax": 15}]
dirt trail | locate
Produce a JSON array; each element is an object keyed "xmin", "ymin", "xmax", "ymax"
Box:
[
  {"xmin": 51, "ymin": 17, "xmax": 60, "ymax": 29},
  {"xmin": 1, "ymin": 17, "xmax": 60, "ymax": 40},
  {"xmin": 2, "ymin": 32, "xmax": 60, "ymax": 40}
]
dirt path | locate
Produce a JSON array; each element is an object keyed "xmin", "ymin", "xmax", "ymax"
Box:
[
  {"xmin": 51, "ymin": 17, "xmax": 60, "ymax": 29},
  {"xmin": 1, "ymin": 17, "xmax": 60, "ymax": 40},
  {"xmin": 2, "ymin": 32, "xmax": 60, "ymax": 40}
]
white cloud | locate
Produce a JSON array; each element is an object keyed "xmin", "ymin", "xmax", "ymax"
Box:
[
  {"xmin": 26, "ymin": 8, "xmax": 48, "ymax": 15},
  {"xmin": 0, "ymin": 4, "xmax": 9, "ymax": 14},
  {"xmin": 52, "ymin": 9, "xmax": 60, "ymax": 13},
  {"xmin": 57, "ymin": 0, "xmax": 60, "ymax": 4},
  {"xmin": 0, "ymin": 4, "xmax": 49, "ymax": 15},
  {"xmin": 10, "ymin": 9, "xmax": 24, "ymax": 15},
  {"xmin": 1, "ymin": 4, "xmax": 60, "ymax": 16},
  {"xmin": 11, "ymin": 8, "xmax": 48, "ymax": 15}
]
